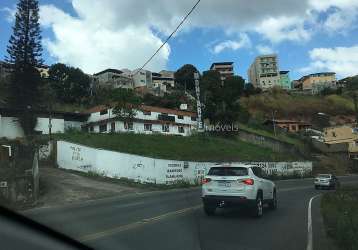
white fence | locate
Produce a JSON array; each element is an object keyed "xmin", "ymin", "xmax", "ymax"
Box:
[{"xmin": 57, "ymin": 140, "xmax": 313, "ymax": 185}]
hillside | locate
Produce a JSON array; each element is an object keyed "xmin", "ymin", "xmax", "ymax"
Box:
[
  {"xmin": 54, "ymin": 132, "xmax": 302, "ymax": 162},
  {"xmin": 240, "ymin": 89, "xmax": 355, "ymax": 122}
]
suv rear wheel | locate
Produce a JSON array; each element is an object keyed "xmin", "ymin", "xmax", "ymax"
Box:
[{"xmin": 252, "ymin": 193, "xmax": 263, "ymax": 218}]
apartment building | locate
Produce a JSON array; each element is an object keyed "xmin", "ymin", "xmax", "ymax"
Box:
[
  {"xmin": 93, "ymin": 69, "xmax": 133, "ymax": 89},
  {"xmin": 248, "ymin": 54, "xmax": 280, "ymax": 90},
  {"xmin": 210, "ymin": 62, "xmax": 234, "ymax": 81},
  {"xmin": 84, "ymin": 105, "xmax": 198, "ymax": 136},
  {"xmin": 299, "ymin": 72, "xmax": 337, "ymax": 94},
  {"xmin": 279, "ymin": 71, "xmax": 291, "ymax": 90},
  {"xmin": 132, "ymin": 69, "xmax": 153, "ymax": 89}
]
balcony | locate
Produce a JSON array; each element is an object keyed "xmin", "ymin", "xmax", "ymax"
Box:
[{"xmin": 158, "ymin": 114, "xmax": 175, "ymax": 122}]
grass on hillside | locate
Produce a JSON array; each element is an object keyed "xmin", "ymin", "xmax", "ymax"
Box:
[
  {"xmin": 238, "ymin": 123, "xmax": 303, "ymax": 146},
  {"xmin": 321, "ymin": 186, "xmax": 358, "ymax": 250},
  {"xmin": 54, "ymin": 132, "xmax": 301, "ymax": 162},
  {"xmin": 241, "ymin": 90, "xmax": 355, "ymax": 120}
]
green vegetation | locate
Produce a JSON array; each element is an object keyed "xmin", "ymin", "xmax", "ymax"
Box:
[
  {"xmin": 54, "ymin": 132, "xmax": 301, "ymax": 162},
  {"xmin": 321, "ymin": 186, "xmax": 358, "ymax": 250},
  {"xmin": 238, "ymin": 123, "xmax": 302, "ymax": 146},
  {"xmin": 241, "ymin": 88, "xmax": 355, "ymax": 120},
  {"xmin": 6, "ymin": 0, "xmax": 43, "ymax": 136}
]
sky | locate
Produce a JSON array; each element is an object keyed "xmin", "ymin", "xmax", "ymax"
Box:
[{"xmin": 1, "ymin": 0, "xmax": 358, "ymax": 81}]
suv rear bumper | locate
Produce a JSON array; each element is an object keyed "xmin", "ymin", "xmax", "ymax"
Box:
[
  {"xmin": 202, "ymin": 195, "xmax": 256, "ymax": 207},
  {"xmin": 314, "ymin": 181, "xmax": 332, "ymax": 187}
]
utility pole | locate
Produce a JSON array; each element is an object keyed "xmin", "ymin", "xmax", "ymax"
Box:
[{"xmin": 194, "ymin": 72, "xmax": 203, "ymax": 131}]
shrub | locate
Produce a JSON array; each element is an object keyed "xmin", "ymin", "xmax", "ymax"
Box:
[{"xmin": 321, "ymin": 187, "xmax": 358, "ymax": 250}]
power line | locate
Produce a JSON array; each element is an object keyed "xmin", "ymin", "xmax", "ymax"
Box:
[{"xmin": 133, "ymin": 0, "xmax": 201, "ymax": 76}]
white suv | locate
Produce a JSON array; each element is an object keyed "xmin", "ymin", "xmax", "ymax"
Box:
[{"xmin": 201, "ymin": 164, "xmax": 277, "ymax": 217}]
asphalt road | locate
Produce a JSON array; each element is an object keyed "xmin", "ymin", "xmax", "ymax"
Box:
[{"xmin": 24, "ymin": 175, "xmax": 358, "ymax": 250}]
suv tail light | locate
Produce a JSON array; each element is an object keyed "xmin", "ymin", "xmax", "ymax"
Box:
[
  {"xmin": 202, "ymin": 178, "xmax": 211, "ymax": 184},
  {"xmin": 242, "ymin": 179, "xmax": 254, "ymax": 185}
]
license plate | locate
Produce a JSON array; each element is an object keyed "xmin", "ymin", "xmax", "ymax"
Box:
[{"xmin": 219, "ymin": 182, "xmax": 231, "ymax": 187}]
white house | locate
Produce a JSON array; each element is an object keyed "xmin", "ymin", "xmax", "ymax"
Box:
[
  {"xmin": 83, "ymin": 105, "xmax": 198, "ymax": 136},
  {"xmin": 0, "ymin": 108, "xmax": 88, "ymax": 139}
]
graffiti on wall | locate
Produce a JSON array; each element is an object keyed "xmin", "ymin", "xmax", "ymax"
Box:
[
  {"xmin": 166, "ymin": 163, "xmax": 183, "ymax": 184},
  {"xmin": 70, "ymin": 146, "xmax": 83, "ymax": 162}
]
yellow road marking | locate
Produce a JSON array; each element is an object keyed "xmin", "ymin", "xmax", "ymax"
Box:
[{"xmin": 78, "ymin": 205, "xmax": 202, "ymax": 242}]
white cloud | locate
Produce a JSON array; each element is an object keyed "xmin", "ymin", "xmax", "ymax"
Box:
[
  {"xmin": 40, "ymin": 4, "xmax": 169, "ymax": 73},
  {"xmin": 211, "ymin": 34, "xmax": 251, "ymax": 54},
  {"xmin": 300, "ymin": 45, "xmax": 358, "ymax": 77},
  {"xmin": 1, "ymin": 6, "xmax": 16, "ymax": 23},
  {"xmin": 256, "ymin": 45, "xmax": 275, "ymax": 54},
  {"xmin": 35, "ymin": 0, "xmax": 358, "ymax": 72},
  {"xmin": 255, "ymin": 16, "xmax": 311, "ymax": 43}
]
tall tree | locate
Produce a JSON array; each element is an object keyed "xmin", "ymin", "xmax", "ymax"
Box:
[
  {"xmin": 6, "ymin": 0, "xmax": 43, "ymax": 136},
  {"xmin": 48, "ymin": 63, "xmax": 91, "ymax": 104},
  {"xmin": 201, "ymin": 71, "xmax": 246, "ymax": 127},
  {"xmin": 174, "ymin": 64, "xmax": 198, "ymax": 91},
  {"xmin": 111, "ymin": 89, "xmax": 142, "ymax": 122}
]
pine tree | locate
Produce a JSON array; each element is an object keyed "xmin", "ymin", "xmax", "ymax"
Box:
[{"xmin": 6, "ymin": 0, "xmax": 43, "ymax": 136}]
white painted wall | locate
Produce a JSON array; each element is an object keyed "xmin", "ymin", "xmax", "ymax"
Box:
[
  {"xmin": 0, "ymin": 115, "xmax": 81, "ymax": 139},
  {"xmin": 36, "ymin": 118, "xmax": 65, "ymax": 134},
  {"xmin": 0, "ymin": 116, "xmax": 24, "ymax": 139},
  {"xmin": 57, "ymin": 141, "xmax": 313, "ymax": 185},
  {"xmin": 88, "ymin": 108, "xmax": 196, "ymax": 127},
  {"xmin": 90, "ymin": 121, "xmax": 193, "ymax": 136},
  {"xmin": 64, "ymin": 121, "xmax": 83, "ymax": 131}
]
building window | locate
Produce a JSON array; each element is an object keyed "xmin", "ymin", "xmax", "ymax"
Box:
[
  {"xmin": 90, "ymin": 126, "xmax": 94, "ymax": 132},
  {"xmin": 143, "ymin": 111, "xmax": 151, "ymax": 115},
  {"xmin": 140, "ymin": 79, "xmax": 145, "ymax": 83},
  {"xmin": 162, "ymin": 123, "xmax": 170, "ymax": 132},
  {"xmin": 124, "ymin": 122, "xmax": 133, "ymax": 130},
  {"xmin": 100, "ymin": 109, "xmax": 108, "ymax": 115},
  {"xmin": 178, "ymin": 126, "xmax": 184, "ymax": 134},
  {"xmin": 99, "ymin": 124, "xmax": 107, "ymax": 133},
  {"xmin": 178, "ymin": 115, "xmax": 183, "ymax": 120},
  {"xmin": 144, "ymin": 124, "xmax": 152, "ymax": 131},
  {"xmin": 111, "ymin": 122, "xmax": 115, "ymax": 132},
  {"xmin": 191, "ymin": 117, "xmax": 196, "ymax": 121}
]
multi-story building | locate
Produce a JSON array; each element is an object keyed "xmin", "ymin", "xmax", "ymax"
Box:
[
  {"xmin": 93, "ymin": 69, "xmax": 133, "ymax": 89},
  {"xmin": 132, "ymin": 69, "xmax": 153, "ymax": 89},
  {"xmin": 84, "ymin": 105, "xmax": 198, "ymax": 136},
  {"xmin": 158, "ymin": 70, "xmax": 175, "ymax": 87},
  {"xmin": 210, "ymin": 62, "xmax": 234, "ymax": 81},
  {"xmin": 248, "ymin": 54, "xmax": 280, "ymax": 90},
  {"xmin": 151, "ymin": 70, "xmax": 175, "ymax": 96},
  {"xmin": 299, "ymin": 72, "xmax": 337, "ymax": 94},
  {"xmin": 279, "ymin": 71, "xmax": 291, "ymax": 90}
]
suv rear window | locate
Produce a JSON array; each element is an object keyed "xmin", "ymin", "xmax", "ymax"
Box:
[
  {"xmin": 208, "ymin": 167, "xmax": 248, "ymax": 176},
  {"xmin": 318, "ymin": 174, "xmax": 331, "ymax": 178}
]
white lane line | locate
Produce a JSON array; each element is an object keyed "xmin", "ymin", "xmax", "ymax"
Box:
[
  {"xmin": 78, "ymin": 205, "xmax": 202, "ymax": 242},
  {"xmin": 307, "ymin": 194, "xmax": 321, "ymax": 250}
]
